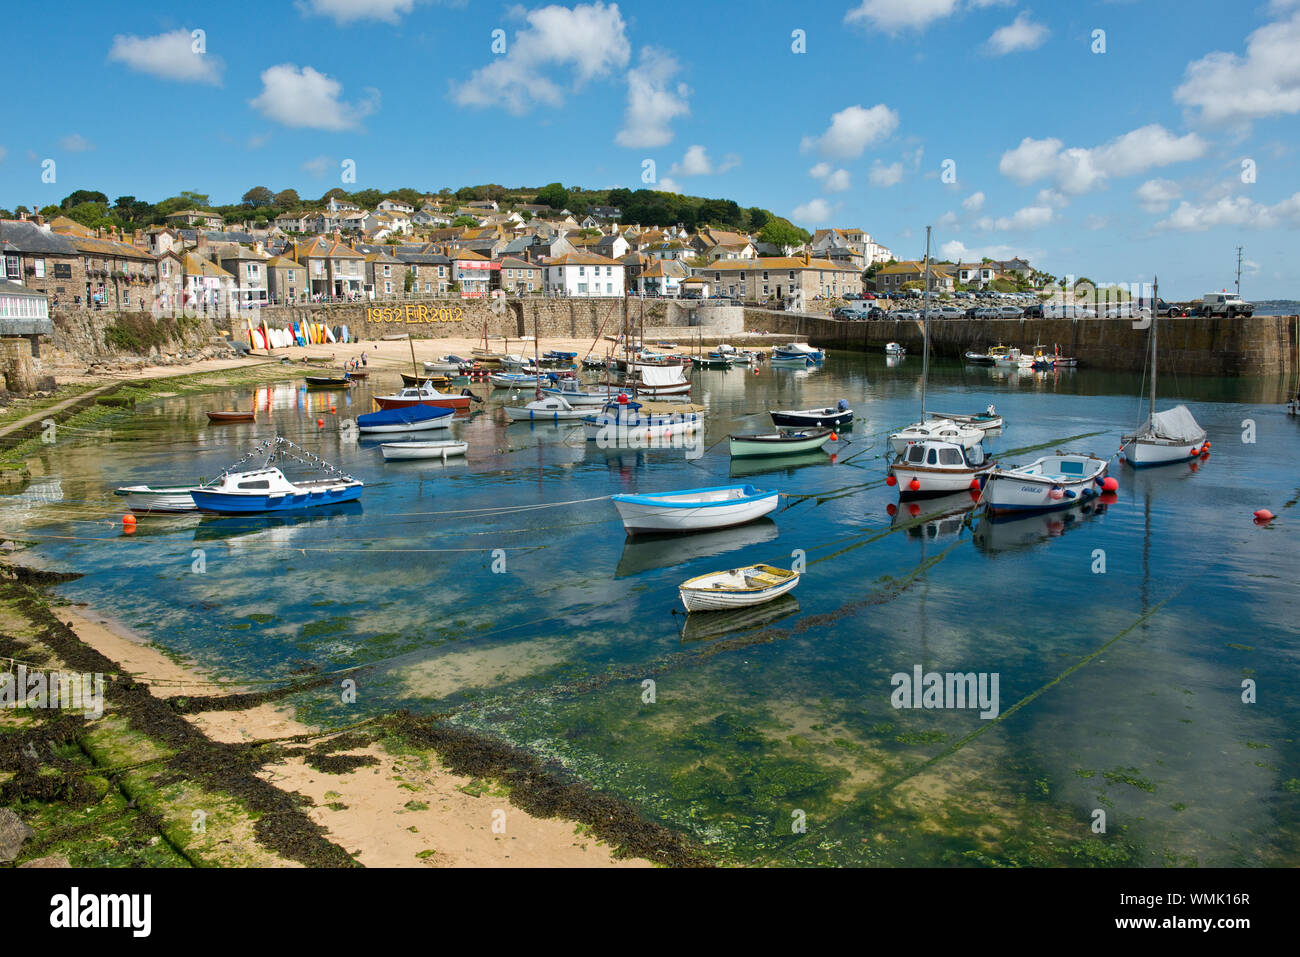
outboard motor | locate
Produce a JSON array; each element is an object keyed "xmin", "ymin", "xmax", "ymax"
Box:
[
  {"xmin": 460, "ymin": 387, "xmax": 484, "ymax": 403},
  {"xmin": 837, "ymin": 399, "xmax": 850, "ymax": 411}
]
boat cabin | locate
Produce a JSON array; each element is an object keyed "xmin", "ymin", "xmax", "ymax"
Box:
[{"xmin": 899, "ymin": 440, "xmax": 987, "ymax": 469}]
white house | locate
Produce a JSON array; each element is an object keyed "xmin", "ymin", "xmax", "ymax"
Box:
[
  {"xmin": 377, "ymin": 198, "xmax": 415, "ymax": 214},
  {"xmin": 544, "ymin": 252, "xmax": 625, "ymax": 297}
]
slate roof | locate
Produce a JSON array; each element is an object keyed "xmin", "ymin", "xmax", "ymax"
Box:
[{"xmin": 0, "ymin": 220, "xmax": 78, "ymax": 255}]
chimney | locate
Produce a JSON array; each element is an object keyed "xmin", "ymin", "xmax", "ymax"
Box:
[
  {"xmin": 18, "ymin": 210, "xmax": 27, "ymax": 222},
  {"xmin": 31, "ymin": 213, "xmax": 43, "ymax": 227}
]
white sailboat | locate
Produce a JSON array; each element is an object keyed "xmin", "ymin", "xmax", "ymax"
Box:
[{"xmin": 1121, "ymin": 276, "xmax": 1208, "ymax": 467}]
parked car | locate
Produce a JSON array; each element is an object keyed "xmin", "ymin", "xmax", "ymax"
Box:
[
  {"xmin": 935, "ymin": 305, "xmax": 965, "ymax": 319},
  {"xmin": 996, "ymin": 305, "xmax": 1024, "ymax": 319},
  {"xmin": 892, "ymin": 309, "xmax": 920, "ymax": 321},
  {"xmin": 1155, "ymin": 298, "xmax": 1186, "ymax": 317},
  {"xmin": 972, "ymin": 307, "xmax": 1001, "ymax": 320},
  {"xmin": 1198, "ymin": 292, "xmax": 1253, "ymax": 317}
]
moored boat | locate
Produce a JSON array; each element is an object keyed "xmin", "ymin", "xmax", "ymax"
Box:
[
  {"xmin": 206, "ymin": 410, "xmax": 256, "ymax": 423},
  {"xmin": 889, "ymin": 418, "xmax": 984, "ymax": 455},
  {"xmin": 728, "ymin": 428, "xmax": 833, "ymax": 458},
  {"xmin": 304, "ymin": 375, "xmax": 354, "ymax": 388},
  {"xmin": 774, "ymin": 342, "xmax": 824, "ymax": 362},
  {"xmin": 373, "ymin": 382, "xmax": 474, "ymax": 411},
  {"xmin": 889, "ymin": 439, "xmax": 996, "ymax": 500},
  {"xmin": 885, "ymin": 342, "xmax": 906, "ymax": 356},
  {"xmin": 769, "ymin": 402, "xmax": 852, "ymax": 429},
  {"xmin": 982, "ymin": 453, "xmax": 1111, "ymax": 514},
  {"xmin": 929, "ymin": 405, "xmax": 1003, "ymax": 431},
  {"xmin": 678, "ymin": 564, "xmax": 800, "ymax": 613},
  {"xmin": 380, "ymin": 439, "xmax": 468, "ymax": 461},
  {"xmin": 611, "ymin": 484, "xmax": 780, "ymax": 535},
  {"xmin": 356, "ymin": 404, "xmax": 454, "ymax": 433},
  {"xmin": 504, "ymin": 394, "xmax": 587, "ymax": 422},
  {"xmin": 114, "ymin": 484, "xmax": 203, "ymax": 513},
  {"xmin": 188, "ymin": 437, "xmax": 362, "ymax": 514}
]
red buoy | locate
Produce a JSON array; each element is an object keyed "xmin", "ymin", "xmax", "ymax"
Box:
[
  {"xmin": 317, "ymin": 418, "xmax": 325, "ymax": 427},
  {"xmin": 329, "ymin": 405, "xmax": 337, "ymax": 414},
  {"xmin": 1102, "ymin": 477, "xmax": 1119, "ymax": 493},
  {"xmin": 886, "ymin": 474, "xmax": 897, "ymax": 486},
  {"xmin": 968, "ymin": 478, "xmax": 980, "ymax": 490},
  {"xmin": 122, "ymin": 514, "xmax": 137, "ymax": 534},
  {"xmin": 829, "ymin": 432, "xmax": 838, "ymax": 442},
  {"xmin": 908, "ymin": 478, "xmax": 921, "ymax": 492},
  {"xmin": 886, "ymin": 503, "xmax": 898, "ymax": 517},
  {"xmin": 907, "ymin": 503, "xmax": 921, "ymax": 517},
  {"xmin": 1254, "ymin": 509, "xmax": 1275, "ymax": 524}
]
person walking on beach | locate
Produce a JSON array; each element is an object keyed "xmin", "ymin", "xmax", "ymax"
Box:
[{"xmin": 361, "ymin": 352, "xmax": 367, "ymax": 367}]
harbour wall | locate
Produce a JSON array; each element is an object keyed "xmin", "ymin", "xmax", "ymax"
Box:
[{"xmin": 741, "ymin": 309, "xmax": 1300, "ymax": 379}]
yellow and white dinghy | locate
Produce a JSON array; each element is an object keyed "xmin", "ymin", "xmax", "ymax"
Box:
[{"xmin": 678, "ymin": 564, "xmax": 800, "ymax": 613}]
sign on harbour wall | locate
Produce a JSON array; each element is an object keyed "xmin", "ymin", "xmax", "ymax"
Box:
[{"xmin": 365, "ymin": 303, "xmax": 465, "ymax": 323}]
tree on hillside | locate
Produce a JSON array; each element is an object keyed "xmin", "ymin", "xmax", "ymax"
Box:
[
  {"xmin": 111, "ymin": 196, "xmax": 157, "ymax": 230},
  {"xmin": 273, "ymin": 188, "xmax": 300, "ymax": 208},
  {"xmin": 319, "ymin": 187, "xmax": 348, "ymax": 204},
  {"xmin": 60, "ymin": 189, "xmax": 108, "ymax": 210},
  {"xmin": 65, "ymin": 201, "xmax": 112, "ymax": 229},
  {"xmin": 39, "ymin": 205, "xmax": 61, "ymax": 220},
  {"xmin": 179, "ymin": 190, "xmax": 210, "ymax": 208},
  {"xmin": 535, "ymin": 182, "xmax": 569, "ymax": 209},
  {"xmin": 451, "ymin": 216, "xmax": 479, "ymax": 227},
  {"xmin": 759, "ymin": 219, "xmax": 810, "ymax": 249},
  {"xmin": 242, "ymin": 186, "xmax": 274, "ymax": 208},
  {"xmin": 747, "ymin": 207, "xmax": 771, "ymax": 231},
  {"xmin": 349, "ymin": 188, "xmax": 384, "ymax": 209},
  {"xmin": 607, "ymin": 188, "xmax": 633, "ymax": 208}
]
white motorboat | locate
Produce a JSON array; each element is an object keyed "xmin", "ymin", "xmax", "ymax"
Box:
[
  {"xmin": 929, "ymin": 404, "xmax": 1003, "ymax": 432},
  {"xmin": 424, "ymin": 359, "xmax": 462, "ymax": 374},
  {"xmin": 611, "ymin": 484, "xmax": 780, "ymax": 535},
  {"xmin": 889, "ymin": 418, "xmax": 985, "ymax": 455},
  {"xmin": 678, "ymin": 564, "xmax": 800, "ymax": 612},
  {"xmin": 541, "ymin": 378, "xmax": 625, "ymax": 406},
  {"xmin": 489, "ymin": 372, "xmax": 541, "ymax": 389},
  {"xmin": 993, "ymin": 348, "xmax": 1033, "ymax": 370},
  {"xmin": 504, "ymin": 394, "xmax": 587, "ymax": 421},
  {"xmin": 1121, "ymin": 278, "xmax": 1208, "ymax": 467},
  {"xmin": 982, "ymin": 453, "xmax": 1111, "ymax": 514},
  {"xmin": 633, "ymin": 364, "xmax": 692, "ymax": 397},
  {"xmin": 583, "ymin": 399, "xmax": 705, "ymax": 445},
  {"xmin": 380, "ymin": 440, "xmax": 469, "ymax": 461},
  {"xmin": 889, "ymin": 439, "xmax": 996, "ymax": 500},
  {"xmin": 885, "ymin": 342, "xmax": 906, "ymax": 356},
  {"xmin": 774, "ymin": 342, "xmax": 824, "ymax": 361},
  {"xmin": 114, "ymin": 484, "xmax": 201, "ymax": 513}
]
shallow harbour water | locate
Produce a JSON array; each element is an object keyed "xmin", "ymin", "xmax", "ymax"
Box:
[{"xmin": 6, "ymin": 353, "xmax": 1298, "ymax": 866}]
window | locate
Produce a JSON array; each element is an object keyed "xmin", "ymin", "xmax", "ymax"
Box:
[
  {"xmin": 34, "ymin": 259, "xmax": 45, "ymax": 278},
  {"xmin": 287, "ymin": 270, "xmax": 296, "ymax": 282},
  {"xmin": 4, "ymin": 254, "xmax": 18, "ymax": 280},
  {"xmin": 248, "ymin": 264, "xmax": 260, "ymax": 278},
  {"xmin": 926, "ymin": 448, "xmax": 938, "ymax": 465},
  {"xmin": 906, "ymin": 446, "xmax": 925, "ymax": 464},
  {"xmin": 939, "ymin": 448, "xmax": 963, "ymax": 466},
  {"xmin": 384, "ymin": 282, "xmax": 392, "ymax": 294},
  {"xmin": 578, "ymin": 283, "xmax": 588, "ymax": 293},
  {"xmin": 606, "ymin": 283, "xmax": 612, "ymax": 294},
  {"xmin": 578, "ymin": 266, "xmax": 585, "ymax": 276},
  {"xmin": 425, "ymin": 282, "xmax": 432, "ymax": 292},
  {"xmin": 606, "ymin": 266, "xmax": 612, "ymax": 276},
  {"xmin": 762, "ymin": 272, "xmax": 769, "ymax": 280},
  {"xmin": 714, "ymin": 272, "xmax": 721, "ymax": 282},
  {"xmin": 383, "ymin": 265, "xmax": 391, "ymax": 277},
  {"xmin": 237, "ymin": 480, "xmax": 270, "ymax": 490}
]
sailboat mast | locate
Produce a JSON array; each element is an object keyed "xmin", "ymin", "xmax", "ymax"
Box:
[
  {"xmin": 1150, "ymin": 275, "xmax": 1158, "ymax": 420},
  {"xmin": 921, "ymin": 226, "xmax": 931, "ymax": 419}
]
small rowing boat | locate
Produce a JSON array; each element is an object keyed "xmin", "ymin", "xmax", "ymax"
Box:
[
  {"xmin": 380, "ymin": 440, "xmax": 468, "ymax": 461},
  {"xmin": 401, "ymin": 372, "xmax": 451, "ymax": 388},
  {"xmin": 927, "ymin": 405, "xmax": 1003, "ymax": 432},
  {"xmin": 728, "ymin": 428, "xmax": 833, "ymax": 458},
  {"xmin": 114, "ymin": 484, "xmax": 203, "ymax": 513},
  {"xmin": 205, "ymin": 410, "xmax": 255, "ymax": 423},
  {"xmin": 678, "ymin": 564, "xmax": 800, "ymax": 613},
  {"xmin": 356, "ymin": 404, "xmax": 454, "ymax": 433},
  {"xmin": 305, "ymin": 375, "xmax": 354, "ymax": 388},
  {"xmin": 504, "ymin": 394, "xmax": 588, "ymax": 422},
  {"xmin": 982, "ymin": 452, "xmax": 1110, "ymax": 514},
  {"xmin": 611, "ymin": 484, "xmax": 780, "ymax": 535},
  {"xmin": 769, "ymin": 402, "xmax": 853, "ymax": 429}
]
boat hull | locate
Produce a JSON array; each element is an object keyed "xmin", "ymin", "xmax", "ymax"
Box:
[
  {"xmin": 769, "ymin": 409, "xmax": 853, "ymax": 429},
  {"xmin": 380, "ymin": 441, "xmax": 468, "ymax": 461},
  {"xmin": 612, "ymin": 486, "xmax": 779, "ymax": 535},
  {"xmin": 729, "ymin": 429, "xmax": 832, "ymax": 458},
  {"xmin": 1121, "ymin": 438, "xmax": 1205, "ymax": 467},
  {"xmin": 679, "ymin": 567, "xmax": 800, "ymax": 612},
  {"xmin": 190, "ymin": 483, "xmax": 363, "ymax": 514},
  {"xmin": 373, "ymin": 395, "xmax": 471, "ymax": 411},
  {"xmin": 115, "ymin": 486, "xmax": 199, "ymax": 513},
  {"xmin": 983, "ymin": 455, "xmax": 1108, "ymax": 514},
  {"xmin": 206, "ymin": 411, "xmax": 255, "ymax": 423},
  {"xmin": 892, "ymin": 462, "xmax": 995, "ymax": 500},
  {"xmin": 357, "ymin": 405, "xmax": 454, "ymax": 433}
]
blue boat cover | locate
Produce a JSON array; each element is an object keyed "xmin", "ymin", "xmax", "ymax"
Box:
[{"xmin": 357, "ymin": 405, "xmax": 454, "ymax": 428}]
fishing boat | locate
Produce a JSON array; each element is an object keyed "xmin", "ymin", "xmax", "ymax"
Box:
[
  {"xmin": 373, "ymin": 382, "xmax": 474, "ymax": 411},
  {"xmin": 424, "ymin": 359, "xmax": 462, "ymax": 374},
  {"xmin": 928, "ymin": 405, "xmax": 1003, "ymax": 432},
  {"xmin": 992, "ymin": 348, "xmax": 1033, "ymax": 370},
  {"xmin": 1051, "ymin": 345, "xmax": 1077, "ymax": 367},
  {"xmin": 611, "ymin": 484, "xmax": 780, "ymax": 535},
  {"xmin": 488, "ymin": 372, "xmax": 541, "ymax": 389},
  {"xmin": 774, "ymin": 342, "xmax": 824, "ymax": 362},
  {"xmin": 982, "ymin": 452, "xmax": 1110, "ymax": 514},
  {"xmin": 769, "ymin": 354, "xmax": 815, "ymax": 368},
  {"xmin": 205, "ymin": 410, "xmax": 256, "ymax": 423},
  {"xmin": 304, "ymin": 375, "xmax": 354, "ymax": 388},
  {"xmin": 729, "ymin": 428, "xmax": 834, "ymax": 458},
  {"xmin": 889, "ymin": 418, "xmax": 985, "ymax": 454},
  {"xmin": 400, "ymin": 371, "xmax": 451, "ymax": 388},
  {"xmin": 678, "ymin": 564, "xmax": 800, "ymax": 613},
  {"xmin": 543, "ymin": 350, "xmax": 578, "ymax": 362},
  {"xmin": 885, "ymin": 342, "xmax": 906, "ymax": 356},
  {"xmin": 504, "ymin": 394, "xmax": 588, "ymax": 422},
  {"xmin": 964, "ymin": 349, "xmax": 997, "ymax": 365},
  {"xmin": 769, "ymin": 402, "xmax": 853, "ymax": 429},
  {"xmin": 189, "ymin": 437, "xmax": 362, "ymax": 514},
  {"xmin": 114, "ymin": 484, "xmax": 203, "ymax": 513},
  {"xmin": 890, "ymin": 439, "xmax": 996, "ymax": 500},
  {"xmin": 633, "ymin": 364, "xmax": 692, "ymax": 397},
  {"xmin": 1121, "ymin": 276, "xmax": 1208, "ymax": 467},
  {"xmin": 356, "ymin": 404, "xmax": 454, "ymax": 433},
  {"xmin": 379, "ymin": 440, "xmax": 468, "ymax": 461},
  {"xmin": 888, "ymin": 226, "xmax": 995, "ymax": 500},
  {"xmin": 692, "ymin": 354, "xmax": 733, "ymax": 370},
  {"xmin": 583, "ymin": 398, "xmax": 705, "ymax": 444},
  {"xmin": 541, "ymin": 378, "xmax": 624, "ymax": 406}
]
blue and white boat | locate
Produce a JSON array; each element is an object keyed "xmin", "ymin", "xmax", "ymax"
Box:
[
  {"xmin": 611, "ymin": 484, "xmax": 780, "ymax": 535},
  {"xmin": 189, "ymin": 437, "xmax": 363, "ymax": 514},
  {"xmin": 583, "ymin": 398, "xmax": 704, "ymax": 443},
  {"xmin": 982, "ymin": 453, "xmax": 1110, "ymax": 515},
  {"xmin": 774, "ymin": 342, "xmax": 824, "ymax": 362},
  {"xmin": 356, "ymin": 404, "xmax": 454, "ymax": 433}
]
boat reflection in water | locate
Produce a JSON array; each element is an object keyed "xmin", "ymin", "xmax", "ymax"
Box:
[
  {"xmin": 678, "ymin": 592, "xmax": 800, "ymax": 643},
  {"xmin": 192, "ymin": 501, "xmax": 365, "ymax": 545},
  {"xmin": 887, "ymin": 490, "xmax": 980, "ymax": 539},
  {"xmin": 616, "ymin": 519, "xmax": 778, "ymax": 577},
  {"xmin": 729, "ymin": 448, "xmax": 833, "ymax": 480},
  {"xmin": 971, "ymin": 496, "xmax": 1114, "ymax": 553}
]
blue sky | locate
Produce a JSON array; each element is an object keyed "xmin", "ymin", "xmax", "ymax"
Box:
[{"xmin": 1, "ymin": 0, "xmax": 1297, "ymax": 298}]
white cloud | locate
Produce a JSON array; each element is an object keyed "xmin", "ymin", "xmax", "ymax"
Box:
[
  {"xmin": 962, "ymin": 191, "xmax": 985, "ymax": 211},
  {"xmin": 1156, "ymin": 192, "xmax": 1300, "ymax": 231},
  {"xmin": 250, "ymin": 64, "xmax": 378, "ymax": 130},
  {"xmin": 995, "ymin": 204, "xmax": 1054, "ymax": 230},
  {"xmin": 845, "ymin": 0, "xmax": 960, "ymax": 34},
  {"xmin": 941, "ymin": 239, "xmax": 1033, "ymax": 262},
  {"xmin": 869, "ymin": 161, "xmax": 904, "ymax": 187},
  {"xmin": 302, "ymin": 155, "xmax": 333, "ymax": 178},
  {"xmin": 1036, "ymin": 188, "xmax": 1069, "ymax": 209},
  {"xmin": 1085, "ymin": 214, "xmax": 1109, "ymax": 231},
  {"xmin": 672, "ymin": 145, "xmax": 714, "ymax": 176},
  {"xmin": 656, "ymin": 177, "xmax": 682, "ymax": 194},
  {"xmin": 809, "ymin": 163, "xmax": 850, "ymax": 192},
  {"xmin": 986, "ymin": 11, "xmax": 1049, "ymax": 55},
  {"xmin": 107, "ymin": 28, "xmax": 224, "ymax": 85},
  {"xmin": 801, "ymin": 104, "xmax": 899, "ymax": 158},
  {"xmin": 615, "ymin": 47, "xmax": 690, "ymax": 148},
  {"xmin": 1135, "ymin": 178, "xmax": 1182, "ymax": 213},
  {"xmin": 792, "ymin": 198, "xmax": 834, "ymax": 223},
  {"xmin": 937, "ymin": 210, "xmax": 960, "ymax": 229},
  {"xmin": 59, "ymin": 134, "xmax": 94, "ymax": 152},
  {"xmin": 998, "ymin": 125, "xmax": 1207, "ymax": 194},
  {"xmin": 1174, "ymin": 7, "xmax": 1300, "ymax": 125},
  {"xmin": 297, "ymin": 0, "xmax": 426, "ymax": 23},
  {"xmin": 452, "ymin": 2, "xmax": 630, "ymax": 114}
]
